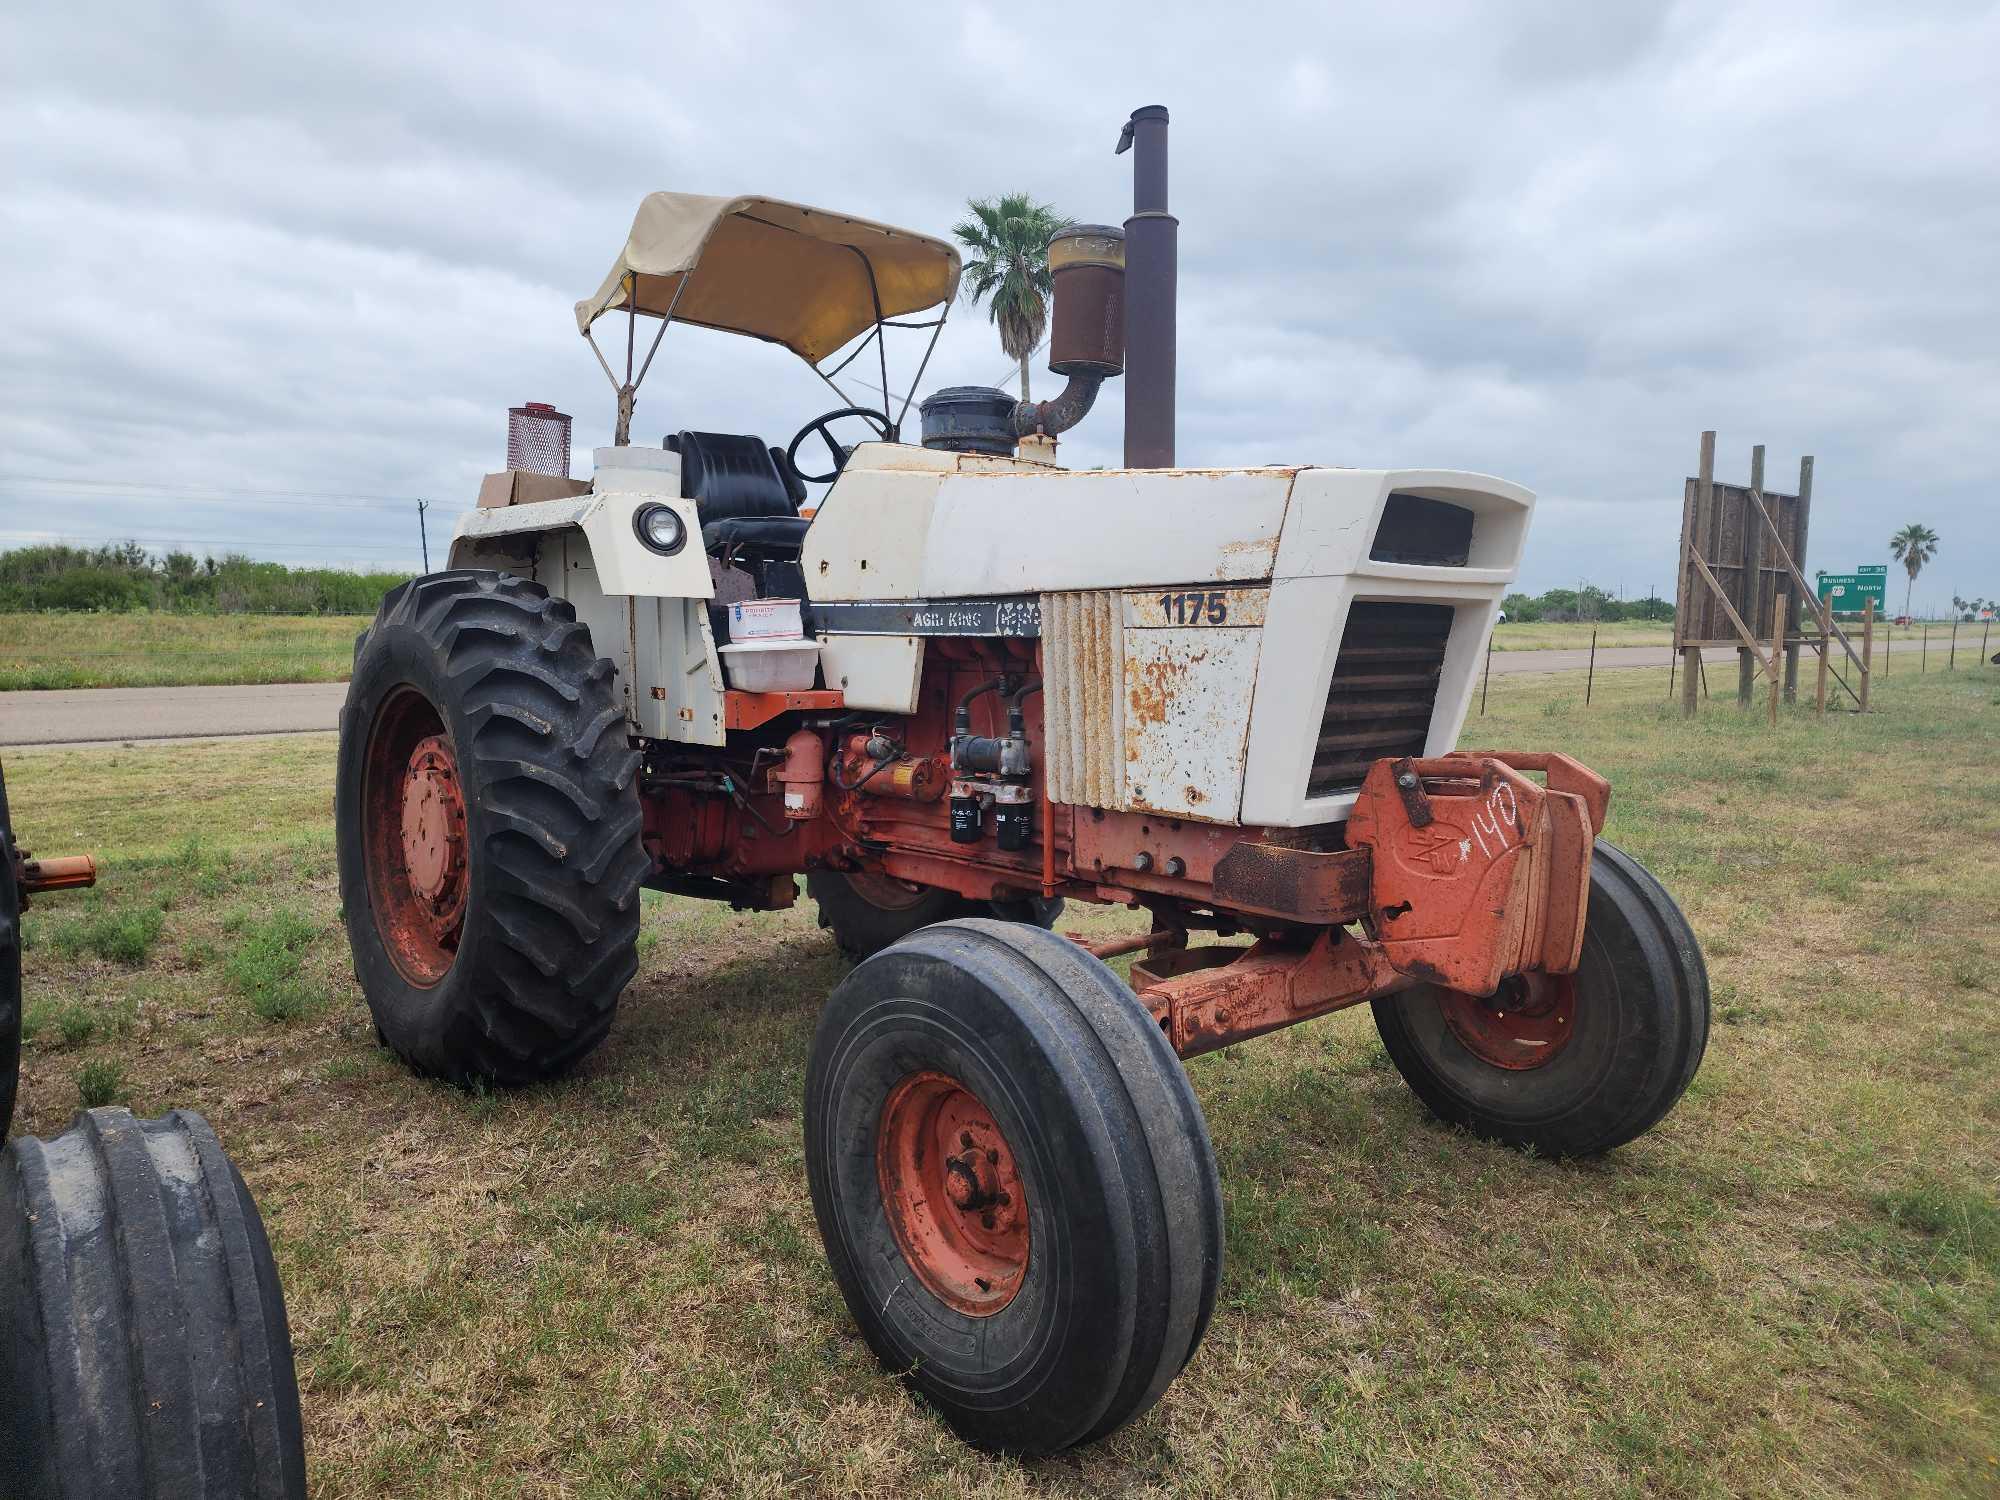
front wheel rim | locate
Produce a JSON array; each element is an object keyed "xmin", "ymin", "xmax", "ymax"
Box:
[
  {"xmin": 362, "ymin": 688, "xmax": 469, "ymax": 986},
  {"xmin": 1437, "ymin": 971, "xmax": 1577, "ymax": 1070},
  {"xmin": 876, "ymin": 1071, "xmax": 1029, "ymax": 1315}
]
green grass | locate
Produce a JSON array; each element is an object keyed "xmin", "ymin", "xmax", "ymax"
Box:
[
  {"xmin": 0, "ymin": 611, "xmax": 362, "ymax": 689},
  {"xmin": 74, "ymin": 1057, "xmax": 126, "ymax": 1108},
  {"xmin": 8, "ymin": 664, "xmax": 1999, "ymax": 1498},
  {"xmin": 1491, "ymin": 619, "xmax": 1675, "ymax": 650}
]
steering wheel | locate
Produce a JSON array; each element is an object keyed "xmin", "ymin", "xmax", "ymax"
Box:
[{"xmin": 785, "ymin": 406, "xmax": 892, "ymax": 485}]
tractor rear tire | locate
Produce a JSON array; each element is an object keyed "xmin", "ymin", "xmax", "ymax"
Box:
[
  {"xmin": 337, "ymin": 570, "xmax": 649, "ymax": 1086},
  {"xmin": 804, "ymin": 919, "xmax": 1221, "ymax": 1454},
  {"xmin": 807, "ymin": 870, "xmax": 1063, "ymax": 964},
  {"xmin": 1370, "ymin": 839, "xmax": 1709, "ymax": 1157},
  {"xmin": 1, "ymin": 1107, "xmax": 305, "ymax": 1499},
  {"xmin": 1, "ymin": 763, "xmax": 20, "ymax": 1143}
]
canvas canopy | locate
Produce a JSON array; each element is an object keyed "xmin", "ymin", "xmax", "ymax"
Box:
[{"xmin": 575, "ymin": 194, "xmax": 962, "ymax": 366}]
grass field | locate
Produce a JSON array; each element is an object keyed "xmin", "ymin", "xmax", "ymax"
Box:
[
  {"xmin": 0, "ymin": 612, "xmax": 360, "ymax": 689},
  {"xmin": 1490, "ymin": 619, "xmax": 1674, "ymax": 651},
  {"xmin": 9, "ymin": 667, "xmax": 1999, "ymax": 1498}
]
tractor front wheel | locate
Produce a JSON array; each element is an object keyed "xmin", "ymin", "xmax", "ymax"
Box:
[
  {"xmin": 336, "ymin": 570, "xmax": 649, "ymax": 1086},
  {"xmin": 806, "ymin": 869, "xmax": 1062, "ymax": 963},
  {"xmin": 804, "ymin": 920, "xmax": 1221, "ymax": 1454},
  {"xmin": 1370, "ymin": 839, "xmax": 1709, "ymax": 1157}
]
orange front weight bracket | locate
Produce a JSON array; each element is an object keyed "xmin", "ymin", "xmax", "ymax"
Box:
[{"xmin": 1346, "ymin": 751, "xmax": 1609, "ymax": 997}]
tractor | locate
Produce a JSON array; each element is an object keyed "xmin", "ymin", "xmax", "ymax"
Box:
[{"xmin": 334, "ymin": 107, "xmax": 1708, "ymax": 1456}]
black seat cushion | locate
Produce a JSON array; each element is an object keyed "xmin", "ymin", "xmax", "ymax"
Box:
[
  {"xmin": 666, "ymin": 431, "xmax": 796, "ymax": 521},
  {"xmin": 702, "ymin": 516, "xmax": 812, "ymax": 552}
]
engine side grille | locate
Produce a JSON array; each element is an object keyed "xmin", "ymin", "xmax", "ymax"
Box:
[{"xmin": 1307, "ymin": 601, "xmax": 1454, "ymax": 797}]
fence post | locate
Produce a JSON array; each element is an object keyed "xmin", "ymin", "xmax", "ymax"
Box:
[
  {"xmin": 1860, "ymin": 598, "xmax": 1874, "ymax": 712},
  {"xmin": 1586, "ymin": 628, "xmax": 1598, "ymax": 706},
  {"xmin": 1768, "ymin": 592, "xmax": 1785, "ymax": 728},
  {"xmin": 1480, "ymin": 631, "xmax": 1493, "ymax": 715},
  {"xmin": 1949, "ymin": 617, "xmax": 1957, "ymax": 670},
  {"xmin": 1738, "ymin": 444, "xmax": 1765, "ymax": 707}
]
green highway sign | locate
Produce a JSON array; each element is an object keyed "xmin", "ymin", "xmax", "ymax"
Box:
[{"xmin": 1816, "ymin": 567, "xmax": 1888, "ymax": 615}]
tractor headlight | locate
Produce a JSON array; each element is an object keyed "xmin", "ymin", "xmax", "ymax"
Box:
[{"xmin": 633, "ymin": 503, "xmax": 687, "ymax": 556}]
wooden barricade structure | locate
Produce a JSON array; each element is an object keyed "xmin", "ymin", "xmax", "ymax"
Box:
[{"xmin": 1672, "ymin": 431, "xmax": 1871, "ymax": 720}]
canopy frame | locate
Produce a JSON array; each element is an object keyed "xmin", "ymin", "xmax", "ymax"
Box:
[{"xmin": 577, "ymin": 195, "xmax": 960, "ymax": 446}]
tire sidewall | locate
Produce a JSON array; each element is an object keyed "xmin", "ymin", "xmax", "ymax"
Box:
[{"xmin": 806, "ymin": 940, "xmax": 1137, "ymax": 1448}]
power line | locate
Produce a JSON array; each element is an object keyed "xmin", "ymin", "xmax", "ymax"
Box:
[
  {"xmin": 0, "ymin": 473, "xmax": 423, "ymax": 504},
  {"xmin": 0, "ymin": 488, "xmax": 415, "ymax": 515}
]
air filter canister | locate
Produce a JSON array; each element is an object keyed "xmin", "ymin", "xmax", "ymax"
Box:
[{"xmin": 1046, "ymin": 224, "xmax": 1125, "ymax": 378}]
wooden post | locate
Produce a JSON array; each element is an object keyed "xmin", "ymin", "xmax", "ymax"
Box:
[
  {"xmin": 1768, "ymin": 591, "xmax": 1785, "ymax": 728},
  {"xmin": 1814, "ymin": 619, "xmax": 1829, "ymax": 716},
  {"xmin": 1682, "ymin": 431, "xmax": 1713, "ymax": 719},
  {"xmin": 1738, "ymin": 444, "xmax": 1765, "ymax": 706},
  {"xmin": 1949, "ymin": 617, "xmax": 1958, "ymax": 670},
  {"xmin": 1480, "ymin": 631, "xmax": 1493, "ymax": 715},
  {"xmin": 1586, "ymin": 628, "xmax": 1598, "ymax": 705},
  {"xmin": 1860, "ymin": 597, "xmax": 1874, "ymax": 712},
  {"xmin": 1922, "ymin": 624, "xmax": 1928, "ymax": 673},
  {"xmin": 1785, "ymin": 455, "xmax": 1812, "ymax": 702}
]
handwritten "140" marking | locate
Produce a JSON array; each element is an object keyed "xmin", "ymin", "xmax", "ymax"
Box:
[{"xmin": 1464, "ymin": 779, "xmax": 1520, "ymax": 862}]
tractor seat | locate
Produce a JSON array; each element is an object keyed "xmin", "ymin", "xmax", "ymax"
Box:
[{"xmin": 665, "ymin": 430, "xmax": 811, "ymax": 555}]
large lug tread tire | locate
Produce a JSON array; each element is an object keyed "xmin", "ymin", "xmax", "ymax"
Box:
[
  {"xmin": 1, "ymin": 763, "xmax": 20, "ymax": 1143},
  {"xmin": 1371, "ymin": 838, "xmax": 1710, "ymax": 1157},
  {"xmin": 806, "ymin": 870, "xmax": 1063, "ymax": 964},
  {"xmin": 804, "ymin": 919, "xmax": 1221, "ymax": 1455},
  {"xmin": 337, "ymin": 569, "xmax": 648, "ymax": 1086},
  {"xmin": 1, "ymin": 1107, "xmax": 306, "ymax": 1499}
]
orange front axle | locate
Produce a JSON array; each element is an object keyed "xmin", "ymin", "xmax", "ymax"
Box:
[{"xmin": 1121, "ymin": 750, "xmax": 1610, "ymax": 1060}]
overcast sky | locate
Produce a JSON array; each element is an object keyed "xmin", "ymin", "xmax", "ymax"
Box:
[{"xmin": 3, "ymin": 1, "xmax": 1995, "ymax": 606}]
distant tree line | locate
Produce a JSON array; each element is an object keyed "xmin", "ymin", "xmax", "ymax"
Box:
[
  {"xmin": 1500, "ymin": 584, "xmax": 1674, "ymax": 624},
  {"xmin": 0, "ymin": 544, "xmax": 410, "ymax": 615}
]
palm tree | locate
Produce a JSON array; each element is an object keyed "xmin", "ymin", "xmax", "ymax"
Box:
[
  {"xmin": 952, "ymin": 194, "xmax": 1070, "ymax": 402},
  {"xmin": 1888, "ymin": 523, "xmax": 1940, "ymax": 617}
]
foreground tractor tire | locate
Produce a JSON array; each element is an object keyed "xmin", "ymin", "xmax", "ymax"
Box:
[
  {"xmin": 804, "ymin": 920, "xmax": 1221, "ymax": 1454},
  {"xmin": 1, "ymin": 1107, "xmax": 305, "ymax": 1499},
  {"xmin": 337, "ymin": 570, "xmax": 649, "ymax": 1086},
  {"xmin": 806, "ymin": 870, "xmax": 1063, "ymax": 963},
  {"xmin": 1371, "ymin": 839, "xmax": 1709, "ymax": 1157},
  {"xmin": 1, "ymin": 764, "xmax": 19, "ymax": 1142}
]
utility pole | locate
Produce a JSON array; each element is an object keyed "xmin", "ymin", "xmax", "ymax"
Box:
[{"xmin": 417, "ymin": 499, "xmax": 431, "ymax": 574}]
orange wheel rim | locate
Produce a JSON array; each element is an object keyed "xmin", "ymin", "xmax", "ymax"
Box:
[
  {"xmin": 876, "ymin": 1071, "xmax": 1029, "ymax": 1316},
  {"xmin": 362, "ymin": 688, "xmax": 468, "ymax": 986},
  {"xmin": 1438, "ymin": 971, "xmax": 1577, "ymax": 1070}
]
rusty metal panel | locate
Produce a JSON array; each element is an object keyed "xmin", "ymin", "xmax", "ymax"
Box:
[
  {"xmin": 1210, "ymin": 842, "xmax": 1371, "ymax": 924},
  {"xmin": 1040, "ymin": 589, "xmax": 1125, "ymax": 808},
  {"xmin": 1119, "ymin": 587, "xmax": 1264, "ymax": 821}
]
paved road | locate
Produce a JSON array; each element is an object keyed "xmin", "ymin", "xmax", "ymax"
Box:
[
  {"xmin": 1, "ymin": 682, "xmax": 348, "ymax": 748},
  {"xmin": 0, "ymin": 636, "xmax": 1962, "ymax": 748}
]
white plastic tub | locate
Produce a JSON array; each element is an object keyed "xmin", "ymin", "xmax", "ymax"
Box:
[{"xmin": 717, "ymin": 638, "xmax": 822, "ymax": 693}]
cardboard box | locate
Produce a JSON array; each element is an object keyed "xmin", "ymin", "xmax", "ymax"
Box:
[
  {"xmin": 727, "ymin": 598, "xmax": 805, "ymax": 641},
  {"xmin": 476, "ymin": 471, "xmax": 593, "ymax": 509}
]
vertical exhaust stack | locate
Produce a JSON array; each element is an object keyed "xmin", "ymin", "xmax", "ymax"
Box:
[{"xmin": 1118, "ymin": 104, "xmax": 1176, "ymax": 468}]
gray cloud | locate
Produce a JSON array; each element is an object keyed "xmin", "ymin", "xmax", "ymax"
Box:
[{"xmin": 3, "ymin": 0, "xmax": 1995, "ymax": 607}]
